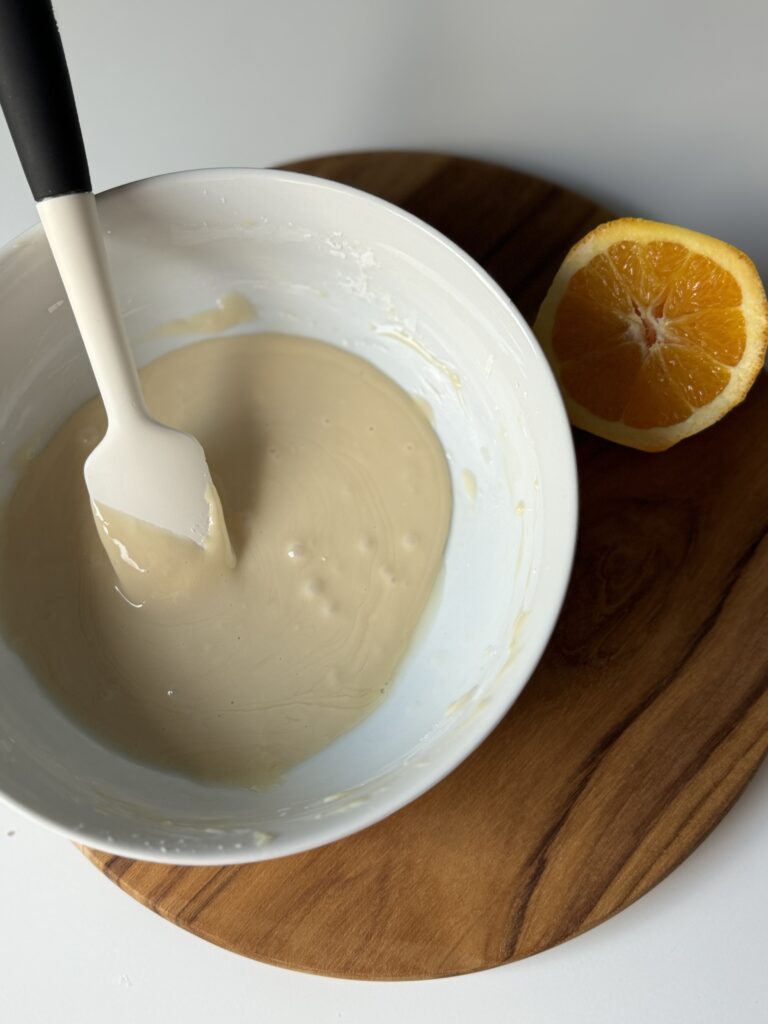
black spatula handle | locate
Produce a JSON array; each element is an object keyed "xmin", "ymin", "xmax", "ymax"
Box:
[{"xmin": 0, "ymin": 0, "xmax": 91, "ymax": 200}]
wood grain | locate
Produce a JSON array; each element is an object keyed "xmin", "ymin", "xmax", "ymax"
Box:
[{"xmin": 84, "ymin": 152, "xmax": 768, "ymax": 979}]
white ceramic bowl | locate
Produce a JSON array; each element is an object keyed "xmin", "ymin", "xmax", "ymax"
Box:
[{"xmin": 0, "ymin": 169, "xmax": 576, "ymax": 863}]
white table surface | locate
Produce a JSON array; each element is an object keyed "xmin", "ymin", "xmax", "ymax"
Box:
[{"xmin": 1, "ymin": 1, "xmax": 766, "ymax": 1020}]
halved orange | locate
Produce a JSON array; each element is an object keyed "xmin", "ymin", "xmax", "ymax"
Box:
[{"xmin": 534, "ymin": 218, "xmax": 768, "ymax": 450}]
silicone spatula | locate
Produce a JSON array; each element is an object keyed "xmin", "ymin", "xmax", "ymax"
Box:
[{"xmin": 0, "ymin": 0, "xmax": 213, "ymax": 545}]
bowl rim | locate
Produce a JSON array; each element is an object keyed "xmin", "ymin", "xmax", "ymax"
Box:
[{"xmin": 0, "ymin": 165, "xmax": 578, "ymax": 864}]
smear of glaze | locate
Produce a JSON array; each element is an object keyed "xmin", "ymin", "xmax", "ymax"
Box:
[
  {"xmin": 496, "ymin": 611, "xmax": 530, "ymax": 677},
  {"xmin": 444, "ymin": 685, "xmax": 478, "ymax": 718},
  {"xmin": 150, "ymin": 291, "xmax": 257, "ymax": 338},
  {"xmin": 374, "ymin": 325, "xmax": 462, "ymax": 391},
  {"xmin": 461, "ymin": 469, "xmax": 478, "ymax": 503}
]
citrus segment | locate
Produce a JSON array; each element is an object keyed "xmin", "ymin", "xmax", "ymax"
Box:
[{"xmin": 665, "ymin": 308, "xmax": 746, "ymax": 365}]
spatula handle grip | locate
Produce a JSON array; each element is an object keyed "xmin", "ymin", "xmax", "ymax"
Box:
[{"xmin": 0, "ymin": 0, "xmax": 91, "ymax": 200}]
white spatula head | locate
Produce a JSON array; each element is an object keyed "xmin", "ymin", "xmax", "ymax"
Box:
[{"xmin": 85, "ymin": 418, "xmax": 213, "ymax": 545}]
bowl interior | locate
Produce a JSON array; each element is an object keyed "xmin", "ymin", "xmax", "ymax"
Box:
[{"xmin": 0, "ymin": 169, "xmax": 576, "ymax": 862}]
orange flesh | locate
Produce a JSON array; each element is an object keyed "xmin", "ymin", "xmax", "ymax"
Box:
[{"xmin": 552, "ymin": 241, "xmax": 746, "ymax": 428}]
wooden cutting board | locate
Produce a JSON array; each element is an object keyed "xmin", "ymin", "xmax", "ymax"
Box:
[{"xmin": 83, "ymin": 152, "xmax": 768, "ymax": 980}]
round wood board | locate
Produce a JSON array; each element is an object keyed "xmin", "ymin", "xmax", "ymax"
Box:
[{"xmin": 84, "ymin": 152, "xmax": 768, "ymax": 980}]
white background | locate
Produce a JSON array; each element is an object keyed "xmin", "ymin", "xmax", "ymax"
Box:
[{"xmin": 1, "ymin": 0, "xmax": 767, "ymax": 1020}]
